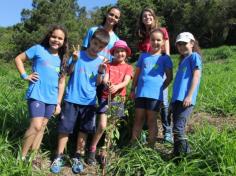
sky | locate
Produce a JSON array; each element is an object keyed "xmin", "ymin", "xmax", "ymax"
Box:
[{"xmin": 0, "ymin": 0, "xmax": 117, "ymax": 27}]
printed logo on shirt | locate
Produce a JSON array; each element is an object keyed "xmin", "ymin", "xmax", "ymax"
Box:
[
  {"xmin": 153, "ymin": 64, "xmax": 159, "ymax": 70},
  {"xmin": 182, "ymin": 67, "xmax": 187, "ymax": 72},
  {"xmin": 42, "ymin": 60, "xmax": 60, "ymax": 73}
]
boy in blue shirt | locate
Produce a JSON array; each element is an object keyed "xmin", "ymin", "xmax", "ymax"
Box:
[
  {"xmin": 171, "ymin": 32, "xmax": 202, "ymax": 157},
  {"xmin": 50, "ymin": 28, "xmax": 110, "ymax": 174}
]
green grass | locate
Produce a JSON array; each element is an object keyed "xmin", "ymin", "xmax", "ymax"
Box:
[
  {"xmin": 0, "ymin": 45, "xmax": 235, "ymax": 175},
  {"xmin": 107, "ymin": 125, "xmax": 236, "ymax": 176}
]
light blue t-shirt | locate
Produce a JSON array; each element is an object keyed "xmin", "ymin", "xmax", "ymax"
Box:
[
  {"xmin": 136, "ymin": 53, "xmax": 173, "ymax": 100},
  {"xmin": 82, "ymin": 26, "xmax": 119, "ymax": 61},
  {"xmin": 64, "ymin": 50, "xmax": 103, "ymax": 105},
  {"xmin": 171, "ymin": 52, "xmax": 202, "ymax": 105},
  {"xmin": 25, "ymin": 44, "xmax": 61, "ymax": 104}
]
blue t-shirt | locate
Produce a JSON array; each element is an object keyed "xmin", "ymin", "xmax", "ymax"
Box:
[
  {"xmin": 25, "ymin": 44, "xmax": 61, "ymax": 104},
  {"xmin": 82, "ymin": 26, "xmax": 119, "ymax": 61},
  {"xmin": 136, "ymin": 53, "xmax": 173, "ymax": 100},
  {"xmin": 171, "ymin": 52, "xmax": 202, "ymax": 105},
  {"xmin": 64, "ymin": 50, "xmax": 103, "ymax": 105}
]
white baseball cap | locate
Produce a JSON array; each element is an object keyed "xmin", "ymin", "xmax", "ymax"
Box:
[{"xmin": 175, "ymin": 32, "xmax": 195, "ymax": 44}]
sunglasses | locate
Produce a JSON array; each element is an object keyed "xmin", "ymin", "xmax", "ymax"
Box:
[{"xmin": 108, "ymin": 13, "xmax": 119, "ymax": 20}]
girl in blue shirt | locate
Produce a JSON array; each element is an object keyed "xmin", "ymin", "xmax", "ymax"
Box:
[
  {"xmin": 171, "ymin": 32, "xmax": 202, "ymax": 157},
  {"xmin": 15, "ymin": 25, "xmax": 69, "ymax": 160},
  {"xmin": 130, "ymin": 28, "xmax": 173, "ymax": 147},
  {"xmin": 82, "ymin": 6, "xmax": 121, "ymax": 62}
]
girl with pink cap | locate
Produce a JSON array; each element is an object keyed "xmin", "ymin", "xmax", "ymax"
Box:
[{"xmin": 86, "ymin": 40, "xmax": 133, "ymax": 165}]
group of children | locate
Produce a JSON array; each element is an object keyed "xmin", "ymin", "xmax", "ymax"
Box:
[{"xmin": 15, "ymin": 6, "xmax": 202, "ymax": 174}]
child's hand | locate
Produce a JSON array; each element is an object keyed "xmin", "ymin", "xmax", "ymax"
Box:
[
  {"xmin": 103, "ymin": 57, "xmax": 109, "ymax": 63},
  {"xmin": 183, "ymin": 96, "xmax": 192, "ymax": 107},
  {"xmin": 54, "ymin": 104, "xmax": 61, "ymax": 116},
  {"xmin": 98, "ymin": 63, "xmax": 107, "ymax": 74},
  {"xmin": 26, "ymin": 72, "xmax": 39, "ymax": 83},
  {"xmin": 109, "ymin": 84, "xmax": 119, "ymax": 94},
  {"xmin": 72, "ymin": 45, "xmax": 80, "ymax": 62}
]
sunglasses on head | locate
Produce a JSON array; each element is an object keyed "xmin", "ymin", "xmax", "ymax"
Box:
[{"xmin": 108, "ymin": 13, "xmax": 119, "ymax": 20}]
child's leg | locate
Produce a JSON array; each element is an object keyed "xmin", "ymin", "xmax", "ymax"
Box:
[
  {"xmin": 22, "ymin": 117, "xmax": 46, "ymax": 157},
  {"xmin": 131, "ymin": 108, "xmax": 146, "ymax": 142},
  {"xmin": 56, "ymin": 133, "xmax": 69, "ymax": 155},
  {"xmin": 160, "ymin": 88, "xmax": 172, "ymax": 135},
  {"xmin": 90, "ymin": 113, "xmax": 107, "ymax": 151},
  {"xmin": 146, "ymin": 110, "xmax": 157, "ymax": 147},
  {"xmin": 76, "ymin": 132, "xmax": 88, "ymax": 155},
  {"xmin": 172, "ymin": 101, "xmax": 193, "ymax": 156},
  {"xmin": 31, "ymin": 118, "xmax": 49, "ymax": 150}
]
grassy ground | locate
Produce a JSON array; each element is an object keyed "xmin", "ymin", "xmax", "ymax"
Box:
[{"xmin": 0, "ymin": 45, "xmax": 235, "ymax": 175}]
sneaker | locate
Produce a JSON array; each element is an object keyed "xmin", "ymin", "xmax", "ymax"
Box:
[
  {"xmin": 164, "ymin": 133, "xmax": 174, "ymax": 144},
  {"xmin": 71, "ymin": 157, "xmax": 84, "ymax": 174},
  {"xmin": 50, "ymin": 156, "xmax": 64, "ymax": 174},
  {"xmin": 86, "ymin": 151, "xmax": 96, "ymax": 165}
]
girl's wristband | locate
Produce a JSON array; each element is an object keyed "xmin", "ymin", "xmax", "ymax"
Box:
[{"xmin": 21, "ymin": 73, "xmax": 28, "ymax": 80}]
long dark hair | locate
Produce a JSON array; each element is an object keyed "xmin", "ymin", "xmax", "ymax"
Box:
[
  {"xmin": 100, "ymin": 6, "xmax": 121, "ymax": 32},
  {"xmin": 40, "ymin": 25, "xmax": 69, "ymax": 76}
]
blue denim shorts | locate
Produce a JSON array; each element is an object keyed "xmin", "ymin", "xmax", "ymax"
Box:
[
  {"xmin": 97, "ymin": 98, "xmax": 125, "ymax": 118},
  {"xmin": 58, "ymin": 101, "xmax": 97, "ymax": 134},
  {"xmin": 135, "ymin": 97, "xmax": 161, "ymax": 112},
  {"xmin": 27, "ymin": 99, "xmax": 55, "ymax": 118}
]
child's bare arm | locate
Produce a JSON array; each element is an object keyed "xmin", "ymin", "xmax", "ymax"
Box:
[
  {"xmin": 54, "ymin": 75, "xmax": 66, "ymax": 115},
  {"xmin": 164, "ymin": 39, "xmax": 170, "ymax": 55},
  {"xmin": 96, "ymin": 63, "xmax": 107, "ymax": 85},
  {"xmin": 15, "ymin": 52, "xmax": 39, "ymax": 82},
  {"xmin": 67, "ymin": 45, "xmax": 80, "ymax": 75},
  {"xmin": 109, "ymin": 75, "xmax": 131, "ymax": 94},
  {"xmin": 131, "ymin": 68, "xmax": 141, "ymax": 91},
  {"xmin": 163, "ymin": 68, "xmax": 173, "ymax": 89},
  {"xmin": 183, "ymin": 69, "xmax": 201, "ymax": 107}
]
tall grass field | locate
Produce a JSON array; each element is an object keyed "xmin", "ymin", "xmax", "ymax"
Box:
[{"xmin": 0, "ymin": 45, "xmax": 235, "ymax": 175}]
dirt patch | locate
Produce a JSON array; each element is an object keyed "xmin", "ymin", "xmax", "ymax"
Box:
[{"xmin": 187, "ymin": 112, "xmax": 236, "ymax": 133}]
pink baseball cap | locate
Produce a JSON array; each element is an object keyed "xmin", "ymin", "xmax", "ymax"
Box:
[{"xmin": 110, "ymin": 40, "xmax": 131, "ymax": 56}]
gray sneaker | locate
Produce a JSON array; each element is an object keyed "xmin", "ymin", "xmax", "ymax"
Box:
[
  {"xmin": 50, "ymin": 157, "xmax": 64, "ymax": 174},
  {"xmin": 71, "ymin": 157, "xmax": 84, "ymax": 174}
]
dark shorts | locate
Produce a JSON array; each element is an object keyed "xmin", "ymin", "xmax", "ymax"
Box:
[
  {"xmin": 135, "ymin": 97, "xmax": 161, "ymax": 112},
  {"xmin": 97, "ymin": 98, "xmax": 125, "ymax": 118},
  {"xmin": 58, "ymin": 101, "xmax": 97, "ymax": 134},
  {"xmin": 27, "ymin": 99, "xmax": 55, "ymax": 118}
]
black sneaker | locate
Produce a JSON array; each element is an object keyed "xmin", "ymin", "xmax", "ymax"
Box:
[{"xmin": 86, "ymin": 151, "xmax": 96, "ymax": 165}]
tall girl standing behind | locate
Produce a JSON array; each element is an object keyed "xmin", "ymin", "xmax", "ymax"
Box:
[
  {"xmin": 82, "ymin": 6, "xmax": 121, "ymax": 62},
  {"xmin": 130, "ymin": 28, "xmax": 173, "ymax": 147},
  {"xmin": 171, "ymin": 32, "xmax": 202, "ymax": 157},
  {"xmin": 15, "ymin": 25, "xmax": 69, "ymax": 159},
  {"xmin": 136, "ymin": 7, "xmax": 173, "ymax": 143}
]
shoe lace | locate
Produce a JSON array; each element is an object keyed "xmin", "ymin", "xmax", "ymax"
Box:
[
  {"xmin": 52, "ymin": 158, "xmax": 62, "ymax": 166},
  {"xmin": 72, "ymin": 158, "xmax": 81, "ymax": 166}
]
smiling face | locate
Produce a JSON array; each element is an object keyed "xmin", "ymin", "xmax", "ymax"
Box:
[
  {"xmin": 48, "ymin": 29, "xmax": 65, "ymax": 53},
  {"xmin": 142, "ymin": 10, "xmax": 154, "ymax": 28},
  {"xmin": 113, "ymin": 48, "xmax": 127, "ymax": 63},
  {"xmin": 150, "ymin": 31, "xmax": 164, "ymax": 53},
  {"xmin": 176, "ymin": 41, "xmax": 194, "ymax": 56},
  {"xmin": 87, "ymin": 38, "xmax": 106, "ymax": 57},
  {"xmin": 105, "ymin": 8, "xmax": 120, "ymax": 27}
]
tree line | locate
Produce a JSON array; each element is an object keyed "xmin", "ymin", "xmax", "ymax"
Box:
[{"xmin": 0, "ymin": 0, "xmax": 235, "ymax": 61}]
